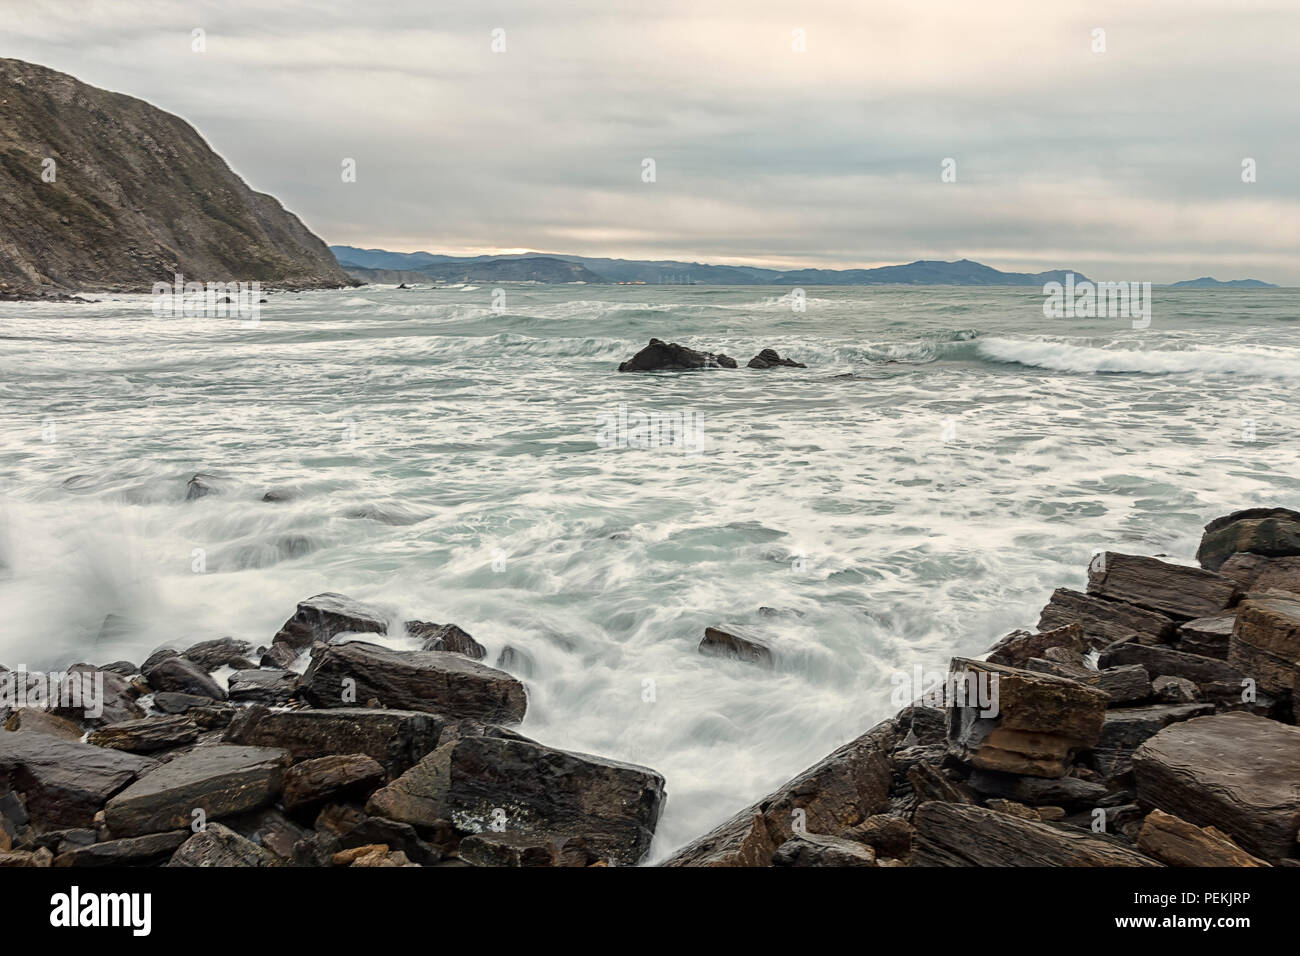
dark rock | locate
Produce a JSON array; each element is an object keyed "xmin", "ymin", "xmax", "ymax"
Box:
[
  {"xmin": 366, "ymin": 735, "xmax": 666, "ymax": 866},
  {"xmin": 698, "ymin": 626, "xmax": 773, "ymax": 666},
  {"xmin": 143, "ymin": 656, "xmax": 226, "ymax": 700},
  {"xmin": 141, "ymin": 648, "xmax": 179, "ymax": 672},
  {"xmin": 907, "ymin": 760, "xmax": 974, "ymax": 804},
  {"xmin": 1218, "ymin": 552, "xmax": 1300, "ymax": 595},
  {"xmin": 4, "ymin": 708, "xmax": 84, "ymax": 740},
  {"xmin": 0, "ymin": 733, "xmax": 158, "ymax": 829},
  {"xmin": 772, "ymin": 832, "xmax": 876, "ymax": 866},
  {"xmin": 167, "ymin": 822, "xmax": 280, "ymax": 866},
  {"xmin": 1098, "ymin": 640, "xmax": 1242, "ymax": 687},
  {"xmin": 185, "ymin": 474, "xmax": 217, "ymax": 501},
  {"xmin": 495, "ymin": 645, "xmax": 536, "ymax": 678},
  {"xmin": 259, "ymin": 642, "xmax": 300, "ymax": 670},
  {"xmin": 1152, "ymin": 675, "xmax": 1199, "ymax": 703},
  {"xmin": 1132, "ymin": 712, "xmax": 1300, "ymax": 860},
  {"xmin": 912, "ymin": 801, "xmax": 1159, "ymax": 866},
  {"xmin": 1137, "ymin": 809, "xmax": 1269, "ymax": 867},
  {"xmin": 300, "ymin": 640, "xmax": 526, "ymax": 723},
  {"xmin": 104, "ymin": 744, "xmax": 288, "ymax": 837},
  {"xmin": 224, "ymin": 808, "xmax": 312, "ymax": 862},
  {"xmin": 152, "ymin": 692, "xmax": 215, "ymax": 714},
  {"xmin": 1094, "ymin": 702, "xmax": 1215, "ymax": 756},
  {"xmin": 1195, "ymin": 507, "xmax": 1300, "ymax": 571},
  {"xmin": 985, "ymin": 622, "xmax": 1087, "ymax": 667},
  {"xmin": 1037, "ymin": 588, "xmax": 1177, "ymax": 647},
  {"xmin": 1230, "ymin": 592, "xmax": 1300, "ymax": 697},
  {"xmin": 407, "ymin": 621, "xmax": 487, "ymax": 660},
  {"xmin": 223, "ymin": 705, "xmax": 442, "ymax": 776},
  {"xmin": 617, "ymin": 338, "xmax": 738, "ymax": 372},
  {"xmin": 747, "ymin": 348, "xmax": 806, "ymax": 369},
  {"xmin": 458, "ymin": 831, "xmax": 559, "ymax": 867},
  {"xmin": 1087, "ymin": 552, "xmax": 1237, "ymax": 620},
  {"xmin": 1097, "ymin": 664, "xmax": 1152, "ymax": 705},
  {"xmin": 895, "ymin": 705, "xmax": 947, "ymax": 747},
  {"xmin": 88, "ymin": 715, "xmax": 200, "ymax": 753},
  {"xmin": 50, "ymin": 670, "xmax": 145, "ymax": 726},
  {"xmin": 1175, "ymin": 615, "xmax": 1234, "ymax": 659},
  {"xmin": 183, "ymin": 637, "xmax": 257, "ymax": 672},
  {"xmin": 98, "ymin": 661, "xmax": 138, "ymax": 677},
  {"xmin": 966, "ymin": 768, "xmax": 1108, "ymax": 809},
  {"xmin": 271, "ymin": 592, "xmax": 388, "ymax": 651},
  {"xmin": 282, "ymin": 754, "xmax": 386, "ymax": 811},
  {"xmin": 52, "ymin": 830, "xmax": 187, "ymax": 867},
  {"xmin": 189, "ymin": 705, "xmax": 238, "ymax": 730},
  {"xmin": 843, "ymin": 814, "xmax": 913, "ymax": 858},
  {"xmin": 227, "ymin": 668, "xmax": 298, "ymax": 704}
]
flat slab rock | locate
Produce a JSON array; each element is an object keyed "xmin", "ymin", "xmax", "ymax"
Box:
[
  {"xmin": 0, "ymin": 732, "xmax": 158, "ymax": 829},
  {"xmin": 1132, "ymin": 711, "xmax": 1300, "ymax": 861},
  {"xmin": 1219, "ymin": 552, "xmax": 1300, "ymax": 595},
  {"xmin": 985, "ymin": 623, "xmax": 1086, "ymax": 667},
  {"xmin": 281, "ymin": 754, "xmax": 386, "ymax": 810},
  {"xmin": 104, "ymin": 744, "xmax": 289, "ymax": 837},
  {"xmin": 1087, "ymin": 552, "xmax": 1236, "ymax": 620},
  {"xmin": 226, "ymin": 668, "xmax": 298, "ymax": 704},
  {"xmin": 366, "ymin": 734, "xmax": 666, "ymax": 866},
  {"xmin": 1137, "ymin": 809, "xmax": 1269, "ymax": 867},
  {"xmin": 1230, "ymin": 593, "xmax": 1300, "ymax": 696},
  {"xmin": 167, "ymin": 822, "xmax": 281, "ymax": 867},
  {"xmin": 699, "ymin": 626, "xmax": 772, "ymax": 666},
  {"xmin": 1098, "ymin": 640, "xmax": 1242, "ymax": 687},
  {"xmin": 913, "ymin": 801, "xmax": 1160, "ymax": 866},
  {"xmin": 1037, "ymin": 588, "xmax": 1177, "ymax": 647},
  {"xmin": 88, "ymin": 715, "xmax": 200, "ymax": 753},
  {"xmin": 223, "ymin": 706, "xmax": 443, "ymax": 776},
  {"xmin": 300, "ymin": 640, "xmax": 527, "ymax": 723},
  {"xmin": 772, "ymin": 832, "xmax": 876, "ymax": 866},
  {"xmin": 53, "ymin": 830, "xmax": 188, "ymax": 867}
]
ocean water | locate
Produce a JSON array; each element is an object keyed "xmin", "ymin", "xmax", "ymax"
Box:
[{"xmin": 1, "ymin": 283, "xmax": 1298, "ymax": 859}]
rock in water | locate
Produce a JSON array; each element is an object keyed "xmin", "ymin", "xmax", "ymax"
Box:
[
  {"xmin": 406, "ymin": 621, "xmax": 487, "ymax": 660},
  {"xmin": 698, "ymin": 626, "xmax": 773, "ymax": 666},
  {"xmin": 984, "ymin": 623, "xmax": 1087, "ymax": 667},
  {"xmin": 142, "ymin": 655, "xmax": 226, "ymax": 700},
  {"xmin": 746, "ymin": 348, "xmax": 806, "ymax": 369},
  {"xmin": 365, "ymin": 735, "xmax": 666, "ymax": 866},
  {"xmin": 300, "ymin": 640, "xmax": 527, "ymax": 723},
  {"xmin": 0, "ymin": 733, "xmax": 158, "ymax": 829},
  {"xmin": 1195, "ymin": 507, "xmax": 1300, "ymax": 571},
  {"xmin": 271, "ymin": 592, "xmax": 389, "ymax": 650},
  {"xmin": 1087, "ymin": 552, "xmax": 1237, "ymax": 619},
  {"xmin": 1132, "ymin": 712, "xmax": 1300, "ymax": 860},
  {"xmin": 617, "ymin": 338, "xmax": 737, "ymax": 372}
]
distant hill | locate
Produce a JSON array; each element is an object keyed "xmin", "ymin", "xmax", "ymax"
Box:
[
  {"xmin": 0, "ymin": 58, "xmax": 352, "ymax": 293},
  {"xmin": 1166, "ymin": 277, "xmax": 1277, "ymax": 288},
  {"xmin": 342, "ymin": 256, "xmax": 603, "ymax": 285},
  {"xmin": 331, "ymin": 246, "xmax": 1087, "ymax": 286}
]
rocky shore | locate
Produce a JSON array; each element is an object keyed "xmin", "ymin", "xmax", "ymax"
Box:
[{"xmin": 1, "ymin": 507, "xmax": 1297, "ymax": 867}]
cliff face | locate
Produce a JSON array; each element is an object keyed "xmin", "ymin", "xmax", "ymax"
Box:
[{"xmin": 0, "ymin": 58, "xmax": 352, "ymax": 292}]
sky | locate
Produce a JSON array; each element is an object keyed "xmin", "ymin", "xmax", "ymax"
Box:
[{"xmin": 3, "ymin": 0, "xmax": 1298, "ymax": 283}]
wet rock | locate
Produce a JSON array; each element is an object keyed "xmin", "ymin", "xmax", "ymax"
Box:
[
  {"xmin": 495, "ymin": 645, "xmax": 537, "ymax": 678},
  {"xmin": 0, "ymin": 733, "xmax": 158, "ymax": 829},
  {"xmin": 185, "ymin": 474, "xmax": 217, "ymax": 501},
  {"xmin": 366, "ymin": 735, "xmax": 666, "ymax": 866},
  {"xmin": 1136, "ymin": 809, "xmax": 1269, "ymax": 867},
  {"xmin": 617, "ymin": 338, "xmax": 737, "ymax": 372},
  {"xmin": 0, "ymin": 847, "xmax": 53, "ymax": 867},
  {"xmin": 282, "ymin": 754, "xmax": 386, "ymax": 811},
  {"xmin": 1097, "ymin": 664, "xmax": 1152, "ymax": 705},
  {"xmin": 965, "ymin": 769, "xmax": 1108, "ymax": 809},
  {"xmin": 1087, "ymin": 552, "xmax": 1236, "ymax": 620},
  {"xmin": 300, "ymin": 640, "xmax": 526, "ymax": 723},
  {"xmin": 895, "ymin": 705, "xmax": 947, "ymax": 747},
  {"xmin": 1152, "ymin": 675, "xmax": 1199, "ymax": 703},
  {"xmin": 1098, "ymin": 640, "xmax": 1242, "ymax": 688},
  {"xmin": 1090, "ymin": 702, "xmax": 1216, "ymax": 779},
  {"xmin": 458, "ymin": 831, "xmax": 559, "ymax": 867},
  {"xmin": 4, "ymin": 708, "xmax": 84, "ymax": 740},
  {"xmin": 271, "ymin": 592, "xmax": 389, "ymax": 652},
  {"xmin": 227, "ymin": 668, "xmax": 298, "ymax": 704},
  {"xmin": 104, "ymin": 744, "xmax": 288, "ymax": 837},
  {"xmin": 223, "ymin": 705, "xmax": 442, "ymax": 776},
  {"xmin": 259, "ymin": 642, "xmax": 300, "ymax": 669},
  {"xmin": 143, "ymin": 655, "xmax": 226, "ymax": 700},
  {"xmin": 1133, "ymin": 712, "xmax": 1300, "ymax": 860},
  {"xmin": 183, "ymin": 637, "xmax": 257, "ymax": 672},
  {"xmin": 1037, "ymin": 588, "xmax": 1177, "ymax": 647},
  {"xmin": 315, "ymin": 805, "xmax": 444, "ymax": 865},
  {"xmin": 912, "ymin": 801, "xmax": 1159, "ymax": 866},
  {"xmin": 98, "ymin": 661, "xmax": 138, "ymax": 677},
  {"xmin": 946, "ymin": 658, "xmax": 1108, "ymax": 778},
  {"xmin": 1218, "ymin": 552, "xmax": 1300, "ymax": 596},
  {"xmin": 141, "ymin": 648, "xmax": 179, "ymax": 672},
  {"xmin": 772, "ymin": 832, "xmax": 875, "ymax": 866},
  {"xmin": 407, "ymin": 621, "xmax": 487, "ymax": 660},
  {"xmin": 1229, "ymin": 592, "xmax": 1300, "ymax": 697},
  {"xmin": 167, "ymin": 822, "xmax": 280, "ymax": 866},
  {"xmin": 985, "ymin": 622, "xmax": 1087, "ymax": 667},
  {"xmin": 1175, "ymin": 615, "xmax": 1234, "ymax": 659},
  {"xmin": 52, "ymin": 830, "xmax": 187, "ymax": 867},
  {"xmin": 698, "ymin": 626, "xmax": 773, "ymax": 666},
  {"xmin": 88, "ymin": 715, "xmax": 200, "ymax": 753},
  {"xmin": 1195, "ymin": 507, "xmax": 1300, "ymax": 571},
  {"xmin": 664, "ymin": 720, "xmax": 897, "ymax": 866},
  {"xmin": 843, "ymin": 814, "xmax": 913, "ymax": 858},
  {"xmin": 907, "ymin": 760, "xmax": 974, "ymax": 805},
  {"xmin": 747, "ymin": 348, "xmax": 806, "ymax": 369},
  {"xmin": 51, "ymin": 670, "xmax": 145, "ymax": 726},
  {"xmin": 152, "ymin": 692, "xmax": 215, "ymax": 714}
]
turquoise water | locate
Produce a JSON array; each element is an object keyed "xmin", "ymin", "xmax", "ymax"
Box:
[{"xmin": 1, "ymin": 283, "xmax": 1297, "ymax": 856}]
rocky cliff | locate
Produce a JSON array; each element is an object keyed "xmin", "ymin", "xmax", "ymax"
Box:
[{"xmin": 0, "ymin": 58, "xmax": 351, "ymax": 293}]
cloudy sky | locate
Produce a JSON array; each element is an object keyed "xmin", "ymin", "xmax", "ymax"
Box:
[{"xmin": 5, "ymin": 0, "xmax": 1298, "ymax": 282}]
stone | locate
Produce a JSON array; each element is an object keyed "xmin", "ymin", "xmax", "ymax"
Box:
[
  {"xmin": 1218, "ymin": 552, "xmax": 1300, "ymax": 595},
  {"xmin": 1132, "ymin": 712, "xmax": 1300, "ymax": 860},
  {"xmin": 843, "ymin": 814, "xmax": 913, "ymax": 858},
  {"xmin": 104, "ymin": 744, "xmax": 288, "ymax": 837},
  {"xmin": 1097, "ymin": 664, "xmax": 1152, "ymax": 705},
  {"xmin": 167, "ymin": 822, "xmax": 280, "ymax": 866},
  {"xmin": 1087, "ymin": 552, "xmax": 1236, "ymax": 620},
  {"xmin": 1229, "ymin": 593, "xmax": 1300, "ymax": 696},
  {"xmin": 698, "ymin": 626, "xmax": 773, "ymax": 666},
  {"xmin": 747, "ymin": 348, "xmax": 806, "ymax": 369},
  {"xmin": 1098, "ymin": 640, "xmax": 1242, "ymax": 687},
  {"xmin": 282, "ymin": 754, "xmax": 386, "ymax": 811},
  {"xmin": 663, "ymin": 720, "xmax": 897, "ymax": 866},
  {"xmin": 0, "ymin": 733, "xmax": 157, "ymax": 829},
  {"xmin": 617, "ymin": 338, "xmax": 738, "ymax": 372},
  {"xmin": 965, "ymin": 768, "xmax": 1108, "ymax": 809},
  {"xmin": 226, "ymin": 668, "xmax": 298, "ymax": 704},
  {"xmin": 51, "ymin": 670, "xmax": 145, "ymax": 726},
  {"xmin": 366, "ymin": 735, "xmax": 665, "ymax": 866},
  {"xmin": 1094, "ymin": 703, "xmax": 1215, "ymax": 756},
  {"xmin": 0, "ymin": 847, "xmax": 53, "ymax": 867},
  {"xmin": 772, "ymin": 832, "xmax": 875, "ymax": 865},
  {"xmin": 458, "ymin": 831, "xmax": 559, "ymax": 867},
  {"xmin": 300, "ymin": 641, "xmax": 526, "ymax": 723},
  {"xmin": 182, "ymin": 637, "xmax": 256, "ymax": 672},
  {"xmin": 88, "ymin": 715, "xmax": 200, "ymax": 753},
  {"xmin": 3, "ymin": 708, "xmax": 84, "ymax": 740},
  {"xmin": 407, "ymin": 621, "xmax": 487, "ymax": 660},
  {"xmin": 259, "ymin": 642, "xmax": 300, "ymax": 669},
  {"xmin": 1175, "ymin": 615, "xmax": 1234, "ymax": 659},
  {"xmin": 1195, "ymin": 507, "xmax": 1300, "ymax": 571},
  {"xmin": 1152, "ymin": 675, "xmax": 1198, "ymax": 703},
  {"xmin": 143, "ymin": 656, "xmax": 226, "ymax": 700},
  {"xmin": 225, "ymin": 808, "xmax": 312, "ymax": 862},
  {"xmin": 315, "ymin": 806, "xmax": 444, "ymax": 865},
  {"xmin": 52, "ymin": 830, "xmax": 187, "ymax": 866},
  {"xmin": 985, "ymin": 623, "xmax": 1087, "ymax": 667},
  {"xmin": 946, "ymin": 658, "xmax": 1108, "ymax": 778},
  {"xmin": 495, "ymin": 645, "xmax": 536, "ymax": 678},
  {"xmin": 895, "ymin": 705, "xmax": 947, "ymax": 746},
  {"xmin": 98, "ymin": 661, "xmax": 138, "ymax": 677},
  {"xmin": 1037, "ymin": 588, "xmax": 1177, "ymax": 647},
  {"xmin": 223, "ymin": 706, "xmax": 442, "ymax": 776},
  {"xmin": 1136, "ymin": 809, "xmax": 1269, "ymax": 867},
  {"xmin": 912, "ymin": 801, "xmax": 1160, "ymax": 866},
  {"xmin": 152, "ymin": 692, "xmax": 215, "ymax": 714},
  {"xmin": 271, "ymin": 592, "xmax": 389, "ymax": 650}
]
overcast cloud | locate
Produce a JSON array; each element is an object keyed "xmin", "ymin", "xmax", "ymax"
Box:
[{"xmin": 4, "ymin": 0, "xmax": 1298, "ymax": 282}]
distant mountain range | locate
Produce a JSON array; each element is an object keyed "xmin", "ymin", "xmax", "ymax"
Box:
[{"xmin": 333, "ymin": 247, "xmax": 1278, "ymax": 288}]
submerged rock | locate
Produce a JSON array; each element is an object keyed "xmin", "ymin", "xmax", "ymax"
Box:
[
  {"xmin": 746, "ymin": 348, "xmax": 806, "ymax": 369},
  {"xmin": 617, "ymin": 338, "xmax": 737, "ymax": 372},
  {"xmin": 407, "ymin": 621, "xmax": 487, "ymax": 660},
  {"xmin": 698, "ymin": 626, "xmax": 773, "ymax": 666},
  {"xmin": 183, "ymin": 637, "xmax": 257, "ymax": 672},
  {"xmin": 143, "ymin": 655, "xmax": 226, "ymax": 700}
]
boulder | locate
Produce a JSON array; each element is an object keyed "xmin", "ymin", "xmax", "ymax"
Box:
[
  {"xmin": 495, "ymin": 645, "xmax": 537, "ymax": 678},
  {"xmin": 1229, "ymin": 593, "xmax": 1300, "ymax": 696},
  {"xmin": 104, "ymin": 744, "xmax": 288, "ymax": 837},
  {"xmin": 985, "ymin": 623, "xmax": 1087, "ymax": 667},
  {"xmin": 407, "ymin": 621, "xmax": 487, "ymax": 660},
  {"xmin": 271, "ymin": 592, "xmax": 388, "ymax": 652},
  {"xmin": 912, "ymin": 801, "xmax": 1160, "ymax": 866},
  {"xmin": 1091, "ymin": 703, "xmax": 1216, "ymax": 777},
  {"xmin": 87, "ymin": 715, "xmax": 200, "ymax": 753},
  {"xmin": 300, "ymin": 640, "xmax": 527, "ymax": 723},
  {"xmin": 1132, "ymin": 712, "xmax": 1300, "ymax": 861},
  {"xmin": 458, "ymin": 831, "xmax": 560, "ymax": 867},
  {"xmin": 663, "ymin": 720, "xmax": 897, "ymax": 866},
  {"xmin": 946, "ymin": 658, "xmax": 1108, "ymax": 778},
  {"xmin": 965, "ymin": 769, "xmax": 1108, "ymax": 809},
  {"xmin": 746, "ymin": 348, "xmax": 806, "ymax": 369},
  {"xmin": 1096, "ymin": 664, "xmax": 1152, "ymax": 705},
  {"xmin": 1136, "ymin": 809, "xmax": 1269, "ymax": 867},
  {"xmin": 772, "ymin": 832, "xmax": 876, "ymax": 865},
  {"xmin": 50, "ymin": 670, "xmax": 145, "ymax": 726},
  {"xmin": 1037, "ymin": 588, "xmax": 1176, "ymax": 647},
  {"xmin": 1098, "ymin": 640, "xmax": 1242, "ymax": 687},
  {"xmin": 167, "ymin": 822, "xmax": 281, "ymax": 866},
  {"xmin": 142, "ymin": 656, "xmax": 226, "ymax": 700},
  {"xmin": 1195, "ymin": 507, "xmax": 1300, "ymax": 571},
  {"xmin": 617, "ymin": 338, "xmax": 737, "ymax": 372},
  {"xmin": 281, "ymin": 754, "xmax": 386, "ymax": 811},
  {"xmin": 698, "ymin": 626, "xmax": 773, "ymax": 666},
  {"xmin": 1087, "ymin": 552, "xmax": 1236, "ymax": 620},
  {"xmin": 1175, "ymin": 615, "xmax": 1234, "ymax": 659},
  {"xmin": 842, "ymin": 814, "xmax": 913, "ymax": 858},
  {"xmin": 226, "ymin": 668, "xmax": 298, "ymax": 704},
  {"xmin": 0, "ymin": 733, "xmax": 157, "ymax": 829},
  {"xmin": 1218, "ymin": 552, "xmax": 1300, "ymax": 595},
  {"xmin": 53, "ymin": 830, "xmax": 188, "ymax": 867},
  {"xmin": 182, "ymin": 637, "xmax": 257, "ymax": 672},
  {"xmin": 152, "ymin": 692, "xmax": 216, "ymax": 714},
  {"xmin": 1152, "ymin": 675, "xmax": 1198, "ymax": 703},
  {"xmin": 4, "ymin": 708, "xmax": 84, "ymax": 740},
  {"xmin": 223, "ymin": 706, "xmax": 443, "ymax": 776},
  {"xmin": 224, "ymin": 808, "xmax": 312, "ymax": 862}
]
